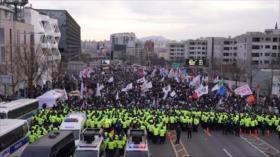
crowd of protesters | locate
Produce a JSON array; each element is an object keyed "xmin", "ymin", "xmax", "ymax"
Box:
[{"xmin": 24, "ymin": 63, "xmax": 280, "ymax": 156}]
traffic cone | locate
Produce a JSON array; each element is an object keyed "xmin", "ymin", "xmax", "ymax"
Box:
[
  {"xmin": 254, "ymin": 130, "xmax": 258, "ymax": 137},
  {"xmin": 166, "ymin": 131, "xmax": 171, "ymax": 140}
]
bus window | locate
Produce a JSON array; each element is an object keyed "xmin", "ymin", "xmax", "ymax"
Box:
[{"xmin": 0, "ymin": 113, "xmax": 6, "ymax": 119}]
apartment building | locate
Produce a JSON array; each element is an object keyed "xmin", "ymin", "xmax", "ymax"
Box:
[
  {"xmin": 185, "ymin": 39, "xmax": 207, "ymax": 60},
  {"xmin": 167, "ymin": 42, "xmax": 185, "ymax": 63}
]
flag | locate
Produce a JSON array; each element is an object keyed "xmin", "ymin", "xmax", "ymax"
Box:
[
  {"xmin": 190, "ymin": 75, "xmax": 201, "ymax": 88},
  {"xmin": 151, "ymin": 68, "xmax": 157, "ymax": 77},
  {"xmin": 213, "ymin": 76, "xmax": 219, "ymax": 83},
  {"xmin": 168, "ymin": 69, "xmax": 174, "ymax": 78},
  {"xmin": 63, "ymin": 88, "xmax": 68, "ymax": 100},
  {"xmin": 116, "ymin": 92, "xmax": 119, "ymax": 100},
  {"xmin": 122, "ymin": 83, "xmax": 133, "ymax": 92},
  {"xmin": 170, "ymin": 91, "xmax": 176, "ymax": 97},
  {"xmin": 96, "ymin": 83, "xmax": 104, "ymax": 97},
  {"xmin": 108, "ymin": 77, "xmax": 114, "ymax": 83},
  {"xmin": 126, "ymin": 83, "xmax": 133, "ymax": 90},
  {"xmin": 217, "ymin": 86, "xmax": 226, "ymax": 95},
  {"xmin": 195, "ymin": 85, "xmax": 208, "ymax": 98},
  {"xmin": 80, "ymin": 82, "xmax": 84, "ymax": 98},
  {"xmin": 234, "ymin": 84, "xmax": 252, "ymax": 97},
  {"xmin": 71, "ymin": 74, "xmax": 77, "ymax": 82},
  {"xmin": 137, "ymin": 77, "xmax": 146, "ymax": 83},
  {"xmin": 162, "ymin": 85, "xmax": 171, "ymax": 100},
  {"xmin": 211, "ymin": 84, "xmax": 220, "ymax": 91}
]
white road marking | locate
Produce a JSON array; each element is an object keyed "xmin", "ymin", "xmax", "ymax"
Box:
[
  {"xmin": 240, "ymin": 136, "xmax": 269, "ymax": 157},
  {"xmin": 256, "ymin": 137, "xmax": 280, "ymax": 153},
  {"xmin": 223, "ymin": 148, "xmax": 233, "ymax": 157}
]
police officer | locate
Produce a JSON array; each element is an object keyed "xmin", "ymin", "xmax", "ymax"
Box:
[
  {"xmin": 175, "ymin": 124, "xmax": 181, "ymax": 144},
  {"xmin": 187, "ymin": 122, "xmax": 192, "ymax": 139}
]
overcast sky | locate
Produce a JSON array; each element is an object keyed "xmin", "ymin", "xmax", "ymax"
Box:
[{"xmin": 29, "ymin": 0, "xmax": 279, "ymax": 41}]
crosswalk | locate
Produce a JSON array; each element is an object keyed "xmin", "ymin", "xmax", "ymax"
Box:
[{"xmin": 169, "ymin": 130, "xmax": 190, "ymax": 157}]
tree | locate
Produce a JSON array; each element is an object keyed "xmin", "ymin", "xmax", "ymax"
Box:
[{"xmin": 13, "ymin": 43, "xmax": 49, "ymax": 97}]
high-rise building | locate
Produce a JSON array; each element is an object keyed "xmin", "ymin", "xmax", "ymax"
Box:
[
  {"xmin": 24, "ymin": 7, "xmax": 61, "ymax": 85},
  {"xmin": 36, "ymin": 9, "xmax": 81, "ymax": 61},
  {"xmin": 110, "ymin": 32, "xmax": 136, "ymax": 60}
]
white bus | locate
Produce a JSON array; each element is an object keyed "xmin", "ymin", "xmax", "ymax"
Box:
[
  {"xmin": 60, "ymin": 112, "xmax": 86, "ymax": 146},
  {"xmin": 0, "ymin": 119, "xmax": 29, "ymax": 157},
  {"xmin": 0, "ymin": 99, "xmax": 39, "ymax": 121}
]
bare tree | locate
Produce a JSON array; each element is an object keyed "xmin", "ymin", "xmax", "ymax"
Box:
[{"xmin": 13, "ymin": 43, "xmax": 49, "ymax": 97}]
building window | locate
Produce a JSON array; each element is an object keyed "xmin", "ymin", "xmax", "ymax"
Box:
[
  {"xmin": 272, "ymin": 38, "xmax": 277, "ymax": 42},
  {"xmin": 252, "ymin": 61, "xmax": 259, "ymax": 65},
  {"xmin": 265, "ymin": 37, "xmax": 271, "ymax": 41},
  {"xmin": 252, "ymin": 37, "xmax": 260, "ymax": 42},
  {"xmin": 190, "ymin": 52, "xmax": 194, "ymax": 55},
  {"xmin": 233, "ymin": 53, "xmax": 237, "ymax": 56},
  {"xmin": 0, "ymin": 47, "xmax": 5, "ymax": 63},
  {"xmin": 271, "ymin": 53, "xmax": 276, "ymax": 57},
  {"xmin": 252, "ymin": 45, "xmax": 260, "ymax": 49},
  {"xmin": 264, "ymin": 60, "xmax": 269, "ymax": 64},
  {"xmin": 0, "ymin": 28, "xmax": 4, "ymax": 44},
  {"xmin": 272, "ymin": 45, "xmax": 277, "ymax": 50},
  {"xmin": 224, "ymin": 47, "xmax": 230, "ymax": 50},
  {"xmin": 223, "ymin": 59, "xmax": 229, "ymax": 62},
  {"xmin": 252, "ymin": 53, "xmax": 259, "ymax": 57},
  {"xmin": 265, "ymin": 45, "xmax": 271, "ymax": 49},
  {"xmin": 224, "ymin": 41, "xmax": 230, "ymax": 45},
  {"xmin": 265, "ymin": 53, "xmax": 270, "ymax": 56}
]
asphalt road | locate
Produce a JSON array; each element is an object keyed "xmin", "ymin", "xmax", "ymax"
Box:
[
  {"xmin": 148, "ymin": 139, "xmax": 176, "ymax": 157},
  {"xmin": 181, "ymin": 129, "xmax": 270, "ymax": 157},
  {"xmin": 259, "ymin": 133, "xmax": 280, "ymax": 150}
]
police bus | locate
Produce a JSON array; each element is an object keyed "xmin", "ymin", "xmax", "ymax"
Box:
[
  {"xmin": 0, "ymin": 99, "xmax": 39, "ymax": 121},
  {"xmin": 60, "ymin": 112, "xmax": 86, "ymax": 145},
  {"xmin": 0, "ymin": 119, "xmax": 29, "ymax": 157},
  {"xmin": 124, "ymin": 129, "xmax": 150, "ymax": 157},
  {"xmin": 74, "ymin": 128, "xmax": 104, "ymax": 157},
  {"xmin": 21, "ymin": 131, "xmax": 75, "ymax": 157}
]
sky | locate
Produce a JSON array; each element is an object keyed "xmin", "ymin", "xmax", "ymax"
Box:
[{"xmin": 29, "ymin": 0, "xmax": 279, "ymax": 41}]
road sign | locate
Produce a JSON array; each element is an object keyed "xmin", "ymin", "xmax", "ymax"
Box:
[
  {"xmin": 0, "ymin": 75, "xmax": 12, "ymax": 84},
  {"xmin": 171, "ymin": 63, "xmax": 180, "ymax": 68}
]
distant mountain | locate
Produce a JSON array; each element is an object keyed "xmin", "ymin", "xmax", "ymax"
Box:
[{"xmin": 140, "ymin": 35, "xmax": 169, "ymax": 41}]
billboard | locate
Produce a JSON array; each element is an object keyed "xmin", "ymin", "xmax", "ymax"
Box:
[{"xmin": 185, "ymin": 59, "xmax": 206, "ymax": 66}]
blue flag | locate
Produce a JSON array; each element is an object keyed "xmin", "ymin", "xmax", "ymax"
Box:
[{"xmin": 217, "ymin": 86, "xmax": 226, "ymax": 95}]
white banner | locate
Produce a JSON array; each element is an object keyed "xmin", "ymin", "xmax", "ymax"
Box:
[{"xmin": 234, "ymin": 84, "xmax": 252, "ymax": 97}]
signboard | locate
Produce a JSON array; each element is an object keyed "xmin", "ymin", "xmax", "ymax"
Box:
[
  {"xmin": 185, "ymin": 59, "xmax": 206, "ymax": 66},
  {"xmin": 0, "ymin": 75, "xmax": 12, "ymax": 84},
  {"xmin": 171, "ymin": 63, "xmax": 180, "ymax": 68}
]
